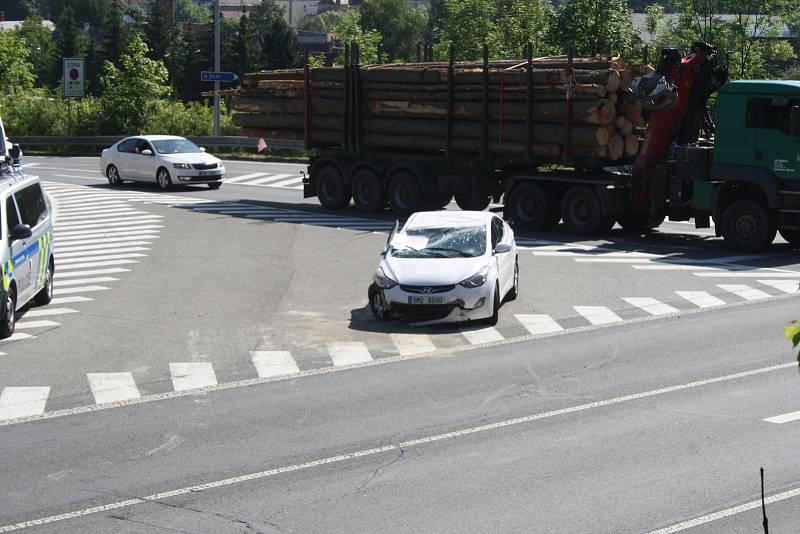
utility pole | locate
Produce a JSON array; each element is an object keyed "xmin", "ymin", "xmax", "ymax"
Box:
[
  {"xmin": 288, "ymin": 0, "xmax": 294, "ymax": 27},
  {"xmin": 213, "ymin": 0, "xmax": 221, "ymax": 136}
]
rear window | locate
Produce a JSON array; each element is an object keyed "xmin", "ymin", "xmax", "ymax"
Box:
[{"xmin": 15, "ymin": 183, "xmax": 48, "ymax": 228}]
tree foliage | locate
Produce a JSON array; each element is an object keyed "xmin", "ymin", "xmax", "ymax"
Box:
[
  {"xmin": 359, "ymin": 0, "xmax": 427, "ymax": 62},
  {"xmin": 15, "ymin": 16, "xmax": 56, "ymax": 87},
  {"xmin": 495, "ymin": 0, "xmax": 557, "ymax": 58},
  {"xmin": 0, "ymin": 31, "xmax": 36, "ymax": 96},
  {"xmin": 436, "ymin": 0, "xmax": 497, "ymax": 60},
  {"xmin": 175, "ymin": 0, "xmax": 212, "ymax": 24},
  {"xmin": 554, "ymin": 0, "xmax": 639, "ymax": 57},
  {"xmin": 249, "ymin": 0, "xmax": 298, "ymax": 69}
]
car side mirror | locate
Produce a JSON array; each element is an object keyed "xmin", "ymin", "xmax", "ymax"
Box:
[
  {"xmin": 494, "ymin": 242, "xmax": 512, "ymax": 254},
  {"xmin": 791, "ymin": 106, "xmax": 800, "ymax": 138},
  {"xmin": 11, "ymin": 224, "xmax": 32, "ymax": 241},
  {"xmin": 200, "ymin": 147, "xmax": 206, "ymax": 152},
  {"xmin": 141, "ymin": 149, "xmax": 153, "ymax": 156}
]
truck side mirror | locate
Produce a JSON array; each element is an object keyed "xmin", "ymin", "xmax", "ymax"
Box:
[{"xmin": 791, "ymin": 106, "xmax": 800, "ymax": 138}]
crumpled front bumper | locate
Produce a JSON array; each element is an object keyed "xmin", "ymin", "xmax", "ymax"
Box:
[{"xmin": 381, "ymin": 284, "xmax": 494, "ymax": 325}]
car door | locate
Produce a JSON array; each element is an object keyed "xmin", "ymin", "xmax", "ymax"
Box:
[
  {"xmin": 6, "ymin": 194, "xmax": 32, "ymax": 305},
  {"xmin": 131, "ymin": 139, "xmax": 157, "ymax": 182},
  {"xmin": 114, "ymin": 138, "xmax": 137, "ymax": 179},
  {"xmin": 491, "ymin": 217, "xmax": 514, "ymax": 295},
  {"xmin": 13, "ymin": 184, "xmax": 49, "ymax": 304}
]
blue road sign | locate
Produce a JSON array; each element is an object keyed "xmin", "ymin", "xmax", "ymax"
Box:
[{"xmin": 201, "ymin": 71, "xmax": 238, "ymax": 83}]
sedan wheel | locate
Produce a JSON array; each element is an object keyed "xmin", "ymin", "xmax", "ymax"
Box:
[
  {"xmin": 368, "ymin": 283, "xmax": 389, "ymax": 321},
  {"xmin": 157, "ymin": 168, "xmax": 173, "ymax": 191},
  {"xmin": 505, "ymin": 258, "xmax": 519, "ymax": 301},
  {"xmin": 485, "ymin": 283, "xmax": 500, "ymax": 326},
  {"xmin": 107, "ymin": 165, "xmax": 122, "ymax": 186}
]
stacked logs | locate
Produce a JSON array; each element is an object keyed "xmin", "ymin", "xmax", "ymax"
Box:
[{"xmin": 228, "ymin": 56, "xmax": 652, "ymax": 164}]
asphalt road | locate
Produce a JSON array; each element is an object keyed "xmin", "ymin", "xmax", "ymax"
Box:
[{"xmin": 1, "ymin": 156, "xmax": 799, "ymax": 532}]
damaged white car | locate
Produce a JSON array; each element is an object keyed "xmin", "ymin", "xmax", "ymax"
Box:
[{"xmin": 368, "ymin": 211, "xmax": 519, "ymax": 325}]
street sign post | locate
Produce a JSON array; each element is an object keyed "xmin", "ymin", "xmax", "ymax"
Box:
[
  {"xmin": 63, "ymin": 58, "xmax": 84, "ymax": 98},
  {"xmin": 201, "ymin": 71, "xmax": 238, "ymax": 83}
]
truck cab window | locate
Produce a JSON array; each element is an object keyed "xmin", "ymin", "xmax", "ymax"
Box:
[{"xmin": 745, "ymin": 97, "xmax": 799, "ymax": 135}]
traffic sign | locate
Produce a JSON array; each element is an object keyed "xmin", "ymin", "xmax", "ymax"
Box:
[
  {"xmin": 201, "ymin": 71, "xmax": 238, "ymax": 83},
  {"xmin": 63, "ymin": 58, "xmax": 84, "ymax": 98}
]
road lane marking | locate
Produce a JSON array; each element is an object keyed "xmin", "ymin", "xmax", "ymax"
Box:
[
  {"xmin": 55, "ymin": 236, "xmax": 159, "ymax": 248},
  {"xmin": 55, "ymin": 277, "xmax": 119, "ymax": 286},
  {"xmin": 87, "ymin": 372, "xmax": 140, "ymax": 404},
  {"xmin": 224, "ymin": 172, "xmax": 268, "ymax": 183},
  {"xmin": 251, "ymin": 351, "xmax": 300, "ymax": 378},
  {"xmin": 327, "ymin": 342, "xmax": 373, "ymax": 366},
  {"xmin": 52, "ymin": 174, "xmax": 105, "ymax": 181},
  {"xmin": 55, "ymin": 247, "xmax": 150, "ymax": 259},
  {"xmin": 2, "ymin": 361, "xmax": 794, "ymax": 533},
  {"xmin": 695, "ymin": 271, "xmax": 800, "ymax": 277},
  {"xmin": 0, "ymin": 332, "xmax": 33, "ymax": 342},
  {"xmin": 644, "ymin": 486, "xmax": 800, "ymax": 533},
  {"xmin": 49, "ymin": 296, "xmax": 93, "ymax": 305},
  {"xmin": 56, "ymin": 259, "xmax": 140, "ymax": 270},
  {"xmin": 515, "ymin": 314, "xmax": 563, "ymax": 335},
  {"xmin": 170, "ymin": 363, "xmax": 218, "ymax": 392},
  {"xmin": 53, "ymin": 285, "xmax": 109, "ymax": 295},
  {"xmin": 675, "ymin": 291, "xmax": 726, "ymax": 309},
  {"xmin": 0, "ymin": 387, "xmax": 50, "ymax": 420},
  {"xmin": 263, "ymin": 177, "xmax": 303, "ymax": 188},
  {"xmin": 54, "ymin": 210, "xmax": 148, "ymax": 221},
  {"xmin": 623, "ymin": 298, "xmax": 680, "ymax": 316},
  {"xmin": 14, "ymin": 320, "xmax": 60, "ymax": 329},
  {"xmin": 21, "ymin": 308, "xmax": 78, "ymax": 318},
  {"xmin": 54, "ymin": 218, "xmax": 164, "ymax": 231},
  {"xmin": 249, "ymin": 173, "xmax": 293, "ymax": 185},
  {"xmin": 574, "ymin": 258, "xmax": 652, "ymax": 263},
  {"xmin": 717, "ymin": 284, "xmax": 771, "ymax": 301},
  {"xmin": 54, "ymin": 268, "xmax": 131, "ymax": 279},
  {"xmin": 54, "ymin": 225, "xmax": 164, "ymax": 239},
  {"xmin": 57, "ymin": 253, "xmax": 146, "ymax": 265},
  {"xmin": 758, "ymin": 279, "xmax": 800, "ymax": 294},
  {"xmin": 573, "ymin": 306, "xmax": 622, "ymax": 325},
  {"xmin": 460, "ymin": 326, "xmax": 505, "ymax": 344},
  {"xmin": 763, "ymin": 410, "xmax": 800, "ymax": 424},
  {"xmin": 54, "ymin": 241, "xmax": 154, "ymax": 253},
  {"xmin": 390, "ymin": 333, "xmax": 437, "ymax": 355}
]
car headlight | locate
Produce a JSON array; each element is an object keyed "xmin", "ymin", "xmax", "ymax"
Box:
[
  {"xmin": 459, "ymin": 266, "xmax": 490, "ymax": 288},
  {"xmin": 373, "ymin": 267, "xmax": 397, "ymax": 289},
  {"xmin": 173, "ymin": 163, "xmax": 192, "ymax": 169}
]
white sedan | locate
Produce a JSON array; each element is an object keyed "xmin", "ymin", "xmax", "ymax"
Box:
[
  {"xmin": 368, "ymin": 211, "xmax": 518, "ymax": 325},
  {"xmin": 100, "ymin": 135, "xmax": 225, "ymax": 190}
]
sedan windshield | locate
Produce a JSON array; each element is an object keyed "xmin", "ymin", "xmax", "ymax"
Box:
[
  {"xmin": 391, "ymin": 225, "xmax": 486, "ymax": 258},
  {"xmin": 152, "ymin": 139, "xmax": 202, "ymax": 154}
]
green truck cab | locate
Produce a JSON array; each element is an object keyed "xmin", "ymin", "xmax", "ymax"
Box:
[{"xmin": 685, "ymin": 80, "xmax": 800, "ymax": 250}]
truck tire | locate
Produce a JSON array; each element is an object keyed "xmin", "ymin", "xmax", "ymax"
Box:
[
  {"xmin": 454, "ymin": 192, "xmax": 490, "ymax": 211},
  {"xmin": 779, "ymin": 229, "xmax": 800, "ymax": 248},
  {"xmin": 424, "ymin": 192, "xmax": 453, "ymax": 210},
  {"xmin": 388, "ymin": 171, "xmax": 423, "ymax": 215},
  {"xmin": 352, "ymin": 168, "xmax": 385, "ymax": 213},
  {"xmin": 561, "ymin": 186, "xmax": 613, "ymax": 236},
  {"xmin": 505, "ymin": 183, "xmax": 550, "ymax": 230},
  {"xmin": 721, "ymin": 200, "xmax": 776, "ymax": 252},
  {"xmin": 617, "ymin": 212, "xmax": 665, "ymax": 233},
  {"xmin": 316, "ymin": 165, "xmax": 351, "ymax": 210}
]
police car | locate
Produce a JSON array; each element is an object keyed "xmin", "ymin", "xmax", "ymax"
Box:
[{"xmin": 0, "ymin": 122, "xmax": 54, "ymax": 338}]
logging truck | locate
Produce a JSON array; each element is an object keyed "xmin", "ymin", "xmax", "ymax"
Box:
[{"xmin": 234, "ymin": 43, "xmax": 800, "ymax": 252}]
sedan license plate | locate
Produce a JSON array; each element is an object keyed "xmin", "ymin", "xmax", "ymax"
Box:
[
  {"xmin": 408, "ymin": 295, "xmax": 445, "ymax": 305},
  {"xmin": 199, "ymin": 170, "xmax": 216, "ymax": 176}
]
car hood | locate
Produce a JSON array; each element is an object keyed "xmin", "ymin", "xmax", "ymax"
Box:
[
  {"xmin": 382, "ymin": 255, "xmax": 490, "ymax": 286},
  {"xmin": 158, "ymin": 153, "xmax": 221, "ymax": 165}
]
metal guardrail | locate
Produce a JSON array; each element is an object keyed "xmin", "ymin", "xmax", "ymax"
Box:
[{"xmin": 10, "ymin": 136, "xmax": 306, "ymax": 150}]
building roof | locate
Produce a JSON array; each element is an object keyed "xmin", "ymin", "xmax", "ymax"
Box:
[{"xmin": 0, "ymin": 20, "xmax": 55, "ymax": 31}]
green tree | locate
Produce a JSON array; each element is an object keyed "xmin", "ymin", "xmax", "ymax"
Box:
[
  {"xmin": 644, "ymin": 4, "xmax": 666, "ymax": 46},
  {"xmin": 494, "ymin": 0, "xmax": 556, "ymax": 58},
  {"xmin": 0, "ymin": 32, "xmax": 36, "ymax": 95},
  {"xmin": 175, "ymin": 0, "xmax": 211, "ymax": 24},
  {"xmin": 100, "ymin": 33, "xmax": 170, "ymax": 133},
  {"xmin": 55, "ymin": 4, "xmax": 84, "ymax": 60},
  {"xmin": 553, "ymin": 0, "xmax": 638, "ymax": 57},
  {"xmin": 101, "ymin": 0, "xmax": 128, "ymax": 67},
  {"xmin": 250, "ymin": 0, "xmax": 298, "ymax": 69},
  {"xmin": 435, "ymin": 0, "xmax": 497, "ymax": 60},
  {"xmin": 145, "ymin": 0, "xmax": 175, "ymax": 60},
  {"xmin": 16, "ymin": 16, "xmax": 56, "ymax": 88},
  {"xmin": 331, "ymin": 10, "xmax": 384, "ymax": 64},
  {"xmin": 359, "ymin": 0, "xmax": 427, "ymax": 61},
  {"xmin": 234, "ymin": 15, "xmax": 259, "ymax": 79}
]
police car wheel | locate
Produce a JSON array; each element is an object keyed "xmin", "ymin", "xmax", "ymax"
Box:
[
  {"xmin": 34, "ymin": 260, "xmax": 54, "ymax": 306},
  {"xmin": 0, "ymin": 288, "xmax": 16, "ymax": 338},
  {"xmin": 157, "ymin": 168, "xmax": 173, "ymax": 190}
]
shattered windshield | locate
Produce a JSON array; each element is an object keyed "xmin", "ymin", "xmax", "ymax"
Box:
[{"xmin": 391, "ymin": 225, "xmax": 486, "ymax": 258}]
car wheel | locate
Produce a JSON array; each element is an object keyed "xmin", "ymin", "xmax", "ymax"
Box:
[
  {"xmin": 368, "ymin": 283, "xmax": 389, "ymax": 321},
  {"xmin": 156, "ymin": 168, "xmax": 173, "ymax": 191},
  {"xmin": 505, "ymin": 257, "xmax": 519, "ymax": 301},
  {"xmin": 207, "ymin": 182, "xmax": 222, "ymax": 190},
  {"xmin": 34, "ymin": 259, "xmax": 54, "ymax": 306},
  {"xmin": 0, "ymin": 287, "xmax": 16, "ymax": 339},
  {"xmin": 106, "ymin": 165, "xmax": 122, "ymax": 186},
  {"xmin": 485, "ymin": 283, "xmax": 500, "ymax": 326}
]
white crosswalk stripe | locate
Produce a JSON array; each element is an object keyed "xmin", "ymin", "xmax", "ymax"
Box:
[
  {"xmin": 460, "ymin": 327, "xmax": 505, "ymax": 344},
  {"xmin": 170, "ymin": 362, "xmax": 218, "ymax": 391},
  {"xmin": 53, "ymin": 285, "xmax": 109, "ymax": 295},
  {"xmin": 50, "ymin": 296, "xmax": 94, "ymax": 305},
  {"xmin": 15, "ymin": 320, "xmax": 60, "ymax": 329},
  {"xmin": 54, "ymin": 241, "xmax": 155, "ymax": 253},
  {"xmin": 328, "ymin": 342, "xmax": 373, "ymax": 366},
  {"xmin": 21, "ymin": 308, "xmax": 78, "ymax": 318},
  {"xmin": 623, "ymin": 298, "xmax": 680, "ymax": 315},
  {"xmin": 87, "ymin": 372, "xmax": 140, "ymax": 404},
  {"xmin": 758, "ymin": 280, "xmax": 800, "ymax": 294},
  {"xmin": 54, "ymin": 268, "xmax": 131, "ymax": 279},
  {"xmin": 0, "ymin": 387, "xmax": 50, "ymax": 420},
  {"xmin": 515, "ymin": 314, "xmax": 564, "ymax": 335},
  {"xmin": 57, "ymin": 259, "xmax": 140, "ymax": 270},
  {"xmin": 225, "ymin": 172, "xmax": 303, "ymax": 189},
  {"xmin": 55, "ymin": 277, "xmax": 119, "ymax": 286},
  {"xmin": 717, "ymin": 284, "xmax": 771, "ymax": 301},
  {"xmin": 251, "ymin": 351, "xmax": 300, "ymax": 377},
  {"xmin": 390, "ymin": 333, "xmax": 437, "ymax": 355},
  {"xmin": 55, "ymin": 247, "xmax": 150, "ymax": 259},
  {"xmin": 573, "ymin": 306, "xmax": 622, "ymax": 325},
  {"xmin": 57, "ymin": 253, "xmax": 146, "ymax": 265},
  {"xmin": 675, "ymin": 291, "xmax": 726, "ymax": 308}
]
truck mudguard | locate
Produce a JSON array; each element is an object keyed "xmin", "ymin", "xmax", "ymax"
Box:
[{"xmin": 710, "ymin": 164, "xmax": 779, "ymax": 207}]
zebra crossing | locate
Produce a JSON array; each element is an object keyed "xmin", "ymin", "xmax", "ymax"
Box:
[
  {"xmin": 1, "ymin": 277, "xmax": 796, "ymax": 422},
  {"xmin": 224, "ymin": 172, "xmax": 304, "ymax": 189}
]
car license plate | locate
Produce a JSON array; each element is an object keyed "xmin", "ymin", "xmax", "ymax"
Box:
[
  {"xmin": 408, "ymin": 296, "xmax": 444, "ymax": 305},
  {"xmin": 199, "ymin": 170, "xmax": 216, "ymax": 176}
]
